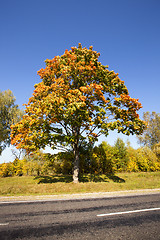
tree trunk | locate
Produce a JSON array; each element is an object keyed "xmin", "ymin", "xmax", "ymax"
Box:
[{"xmin": 73, "ymin": 144, "xmax": 80, "ymax": 183}]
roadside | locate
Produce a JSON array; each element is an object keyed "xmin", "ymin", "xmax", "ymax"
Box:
[{"xmin": 0, "ymin": 188, "xmax": 160, "ymax": 203}]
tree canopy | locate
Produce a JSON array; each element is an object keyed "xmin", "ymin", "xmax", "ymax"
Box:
[
  {"xmin": 11, "ymin": 44, "xmax": 146, "ymax": 182},
  {"xmin": 0, "ymin": 90, "xmax": 23, "ymax": 154},
  {"xmin": 138, "ymin": 111, "xmax": 160, "ymax": 148}
]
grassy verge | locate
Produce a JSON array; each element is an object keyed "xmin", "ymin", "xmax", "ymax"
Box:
[{"xmin": 0, "ymin": 172, "xmax": 160, "ymax": 196}]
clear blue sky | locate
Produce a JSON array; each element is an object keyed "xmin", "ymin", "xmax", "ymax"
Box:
[{"xmin": 0, "ymin": 0, "xmax": 160, "ymax": 162}]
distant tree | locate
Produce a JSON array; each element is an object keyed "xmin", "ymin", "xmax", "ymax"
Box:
[
  {"xmin": 113, "ymin": 138, "xmax": 129, "ymax": 171},
  {"xmin": 138, "ymin": 112, "xmax": 160, "ymax": 148},
  {"xmin": 0, "ymin": 90, "xmax": 23, "ymax": 154},
  {"xmin": 92, "ymin": 142, "xmax": 115, "ymax": 174},
  {"xmin": 153, "ymin": 142, "xmax": 160, "ymax": 158},
  {"xmin": 135, "ymin": 147, "xmax": 159, "ymax": 172},
  {"xmin": 0, "ymin": 163, "xmax": 9, "ymax": 177},
  {"xmin": 127, "ymin": 146, "xmax": 139, "ymax": 172},
  {"xmin": 11, "ymin": 44, "xmax": 145, "ymax": 183},
  {"xmin": 11, "ymin": 148, "xmax": 24, "ymax": 160},
  {"xmin": 12, "ymin": 158, "xmax": 23, "ymax": 176}
]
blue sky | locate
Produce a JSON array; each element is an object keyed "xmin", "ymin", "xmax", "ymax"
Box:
[{"xmin": 0, "ymin": 0, "xmax": 160, "ymax": 162}]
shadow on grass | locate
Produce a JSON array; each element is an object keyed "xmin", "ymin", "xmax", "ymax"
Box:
[
  {"xmin": 107, "ymin": 174, "xmax": 125, "ymax": 183},
  {"xmin": 34, "ymin": 173, "xmax": 125, "ymax": 184},
  {"xmin": 79, "ymin": 173, "xmax": 125, "ymax": 183},
  {"xmin": 34, "ymin": 175, "xmax": 73, "ymax": 184}
]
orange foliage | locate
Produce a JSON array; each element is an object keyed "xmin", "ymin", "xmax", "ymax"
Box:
[{"xmin": 11, "ymin": 43, "xmax": 146, "ymax": 152}]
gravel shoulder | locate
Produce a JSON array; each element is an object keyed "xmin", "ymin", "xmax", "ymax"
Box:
[{"xmin": 0, "ymin": 188, "xmax": 160, "ymax": 203}]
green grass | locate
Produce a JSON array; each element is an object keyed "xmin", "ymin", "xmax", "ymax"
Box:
[{"xmin": 0, "ymin": 172, "xmax": 160, "ymax": 196}]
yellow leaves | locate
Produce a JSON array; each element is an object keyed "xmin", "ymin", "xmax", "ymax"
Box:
[
  {"xmin": 91, "ymin": 132, "xmax": 98, "ymax": 138},
  {"xmin": 71, "ymin": 46, "xmax": 75, "ymax": 52},
  {"xmin": 99, "ymin": 95, "xmax": 106, "ymax": 103},
  {"xmin": 97, "ymin": 116, "xmax": 102, "ymax": 122},
  {"xmin": 79, "ymin": 96, "xmax": 86, "ymax": 101},
  {"xmin": 80, "ymin": 85, "xmax": 95, "ymax": 95},
  {"xmin": 69, "ymin": 89, "xmax": 79, "ymax": 94},
  {"xmin": 120, "ymin": 94, "xmax": 143, "ymax": 111},
  {"xmin": 45, "ymin": 59, "xmax": 53, "ymax": 64},
  {"xmin": 49, "ymin": 118, "xmax": 58, "ymax": 124},
  {"xmin": 11, "ymin": 133, "xmax": 22, "ymax": 145},
  {"xmin": 37, "ymin": 68, "xmax": 45, "ymax": 79},
  {"xmin": 80, "ymin": 86, "xmax": 87, "ymax": 92},
  {"xmin": 94, "ymin": 84, "xmax": 103, "ymax": 91},
  {"xmin": 70, "ymin": 54, "xmax": 77, "ymax": 61},
  {"xmin": 120, "ymin": 94, "xmax": 131, "ymax": 101},
  {"xmin": 29, "ymin": 120, "xmax": 34, "ymax": 126},
  {"xmin": 90, "ymin": 83, "xmax": 107, "ymax": 103},
  {"xmin": 114, "ymin": 97, "xmax": 120, "ymax": 102}
]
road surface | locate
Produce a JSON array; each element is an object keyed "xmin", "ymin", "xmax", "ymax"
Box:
[{"xmin": 0, "ymin": 193, "xmax": 160, "ymax": 239}]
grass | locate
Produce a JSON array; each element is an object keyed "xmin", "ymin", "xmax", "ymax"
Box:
[{"xmin": 0, "ymin": 172, "xmax": 160, "ymax": 196}]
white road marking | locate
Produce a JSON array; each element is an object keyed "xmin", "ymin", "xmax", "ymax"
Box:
[
  {"xmin": 0, "ymin": 223, "xmax": 9, "ymax": 226},
  {"xmin": 97, "ymin": 207, "xmax": 160, "ymax": 217}
]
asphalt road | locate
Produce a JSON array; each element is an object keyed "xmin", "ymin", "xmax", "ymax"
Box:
[{"xmin": 0, "ymin": 193, "xmax": 160, "ymax": 240}]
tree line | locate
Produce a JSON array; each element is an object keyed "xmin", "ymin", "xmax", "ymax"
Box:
[{"xmin": 0, "ymin": 138, "xmax": 160, "ymax": 177}]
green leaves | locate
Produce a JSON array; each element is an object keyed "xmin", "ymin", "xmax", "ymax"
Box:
[{"xmin": 0, "ymin": 90, "xmax": 23, "ymax": 154}]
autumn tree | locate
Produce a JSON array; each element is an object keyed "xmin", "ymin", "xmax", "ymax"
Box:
[
  {"xmin": 138, "ymin": 111, "xmax": 160, "ymax": 148},
  {"xmin": 0, "ymin": 90, "xmax": 23, "ymax": 154},
  {"xmin": 92, "ymin": 142, "xmax": 114, "ymax": 174},
  {"xmin": 11, "ymin": 44, "xmax": 145, "ymax": 183}
]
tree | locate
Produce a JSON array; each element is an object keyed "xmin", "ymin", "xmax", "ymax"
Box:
[
  {"xmin": 0, "ymin": 90, "xmax": 23, "ymax": 154},
  {"xmin": 92, "ymin": 142, "xmax": 115, "ymax": 174},
  {"xmin": 138, "ymin": 111, "xmax": 160, "ymax": 148},
  {"xmin": 113, "ymin": 138, "xmax": 129, "ymax": 171},
  {"xmin": 11, "ymin": 44, "xmax": 145, "ymax": 183},
  {"xmin": 153, "ymin": 142, "xmax": 160, "ymax": 158}
]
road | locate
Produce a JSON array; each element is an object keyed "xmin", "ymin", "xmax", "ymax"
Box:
[{"xmin": 0, "ymin": 193, "xmax": 160, "ymax": 240}]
